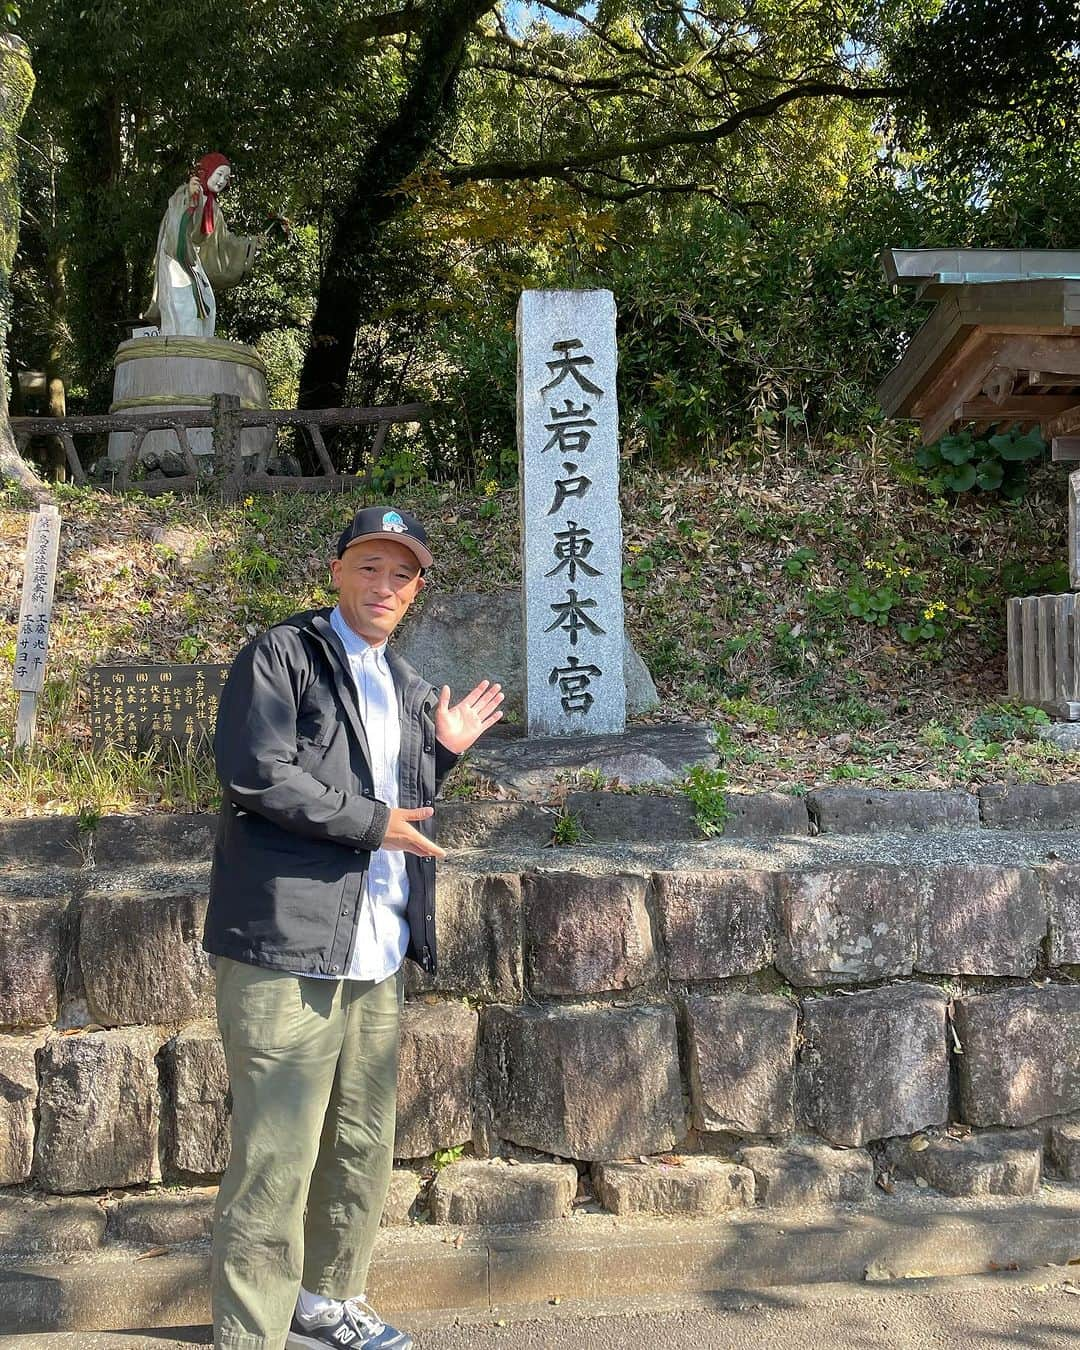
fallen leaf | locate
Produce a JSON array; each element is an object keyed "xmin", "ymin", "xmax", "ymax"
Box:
[
  {"xmin": 453, "ymin": 1233, "xmax": 464, "ymax": 1249},
  {"xmin": 135, "ymin": 1246, "xmax": 170, "ymax": 1260},
  {"xmin": 909, "ymin": 1136, "xmax": 930, "ymax": 1152}
]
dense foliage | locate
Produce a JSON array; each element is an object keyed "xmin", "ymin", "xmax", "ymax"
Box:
[{"xmin": 6, "ymin": 0, "xmax": 1080, "ymax": 481}]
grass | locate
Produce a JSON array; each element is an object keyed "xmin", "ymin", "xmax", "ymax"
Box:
[{"xmin": 1, "ymin": 431, "xmax": 1078, "ymax": 814}]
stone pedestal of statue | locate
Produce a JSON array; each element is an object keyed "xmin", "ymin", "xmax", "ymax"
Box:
[{"xmin": 106, "ymin": 334, "xmax": 273, "ymax": 462}]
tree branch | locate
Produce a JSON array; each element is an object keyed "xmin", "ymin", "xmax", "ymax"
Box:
[
  {"xmin": 341, "ymin": 6, "xmax": 426, "ymax": 45},
  {"xmin": 445, "ymin": 78, "xmax": 903, "ymax": 185}
]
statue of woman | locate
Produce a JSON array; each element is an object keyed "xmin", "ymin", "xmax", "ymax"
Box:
[{"xmin": 144, "ymin": 152, "xmax": 264, "ymax": 338}]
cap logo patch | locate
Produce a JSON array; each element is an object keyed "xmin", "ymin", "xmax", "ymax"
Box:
[{"xmin": 382, "ymin": 510, "xmax": 408, "ymax": 533}]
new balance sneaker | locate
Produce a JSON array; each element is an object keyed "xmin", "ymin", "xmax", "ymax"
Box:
[{"xmin": 286, "ymin": 1295, "xmax": 413, "ymax": 1350}]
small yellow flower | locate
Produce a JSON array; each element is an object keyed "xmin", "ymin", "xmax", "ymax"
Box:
[
  {"xmin": 923, "ymin": 608, "xmax": 935, "ymax": 621},
  {"xmin": 483, "ymin": 479, "xmax": 499, "ymax": 497},
  {"xmin": 243, "ymin": 496, "xmax": 254, "ymax": 507}
]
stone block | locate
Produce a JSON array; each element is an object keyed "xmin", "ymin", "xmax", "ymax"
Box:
[
  {"xmin": 382, "ymin": 1169, "xmax": 423, "ymax": 1226},
  {"xmin": 955, "ymin": 985, "xmax": 1080, "ymax": 1127},
  {"xmin": 775, "ymin": 867, "xmax": 918, "ymax": 986},
  {"xmin": 884, "ymin": 1129, "xmax": 1042, "ymax": 1197},
  {"xmin": 593, "ymin": 1157, "xmax": 755, "ymax": 1217},
  {"xmin": 481, "ymin": 1003, "xmax": 685, "ymax": 1161},
  {"xmin": 35, "ymin": 1028, "xmax": 161, "ymax": 1193},
  {"xmin": 736, "ymin": 1141, "xmax": 873, "ymax": 1206},
  {"xmin": 523, "ymin": 872, "xmax": 656, "ymax": 996},
  {"xmin": 396, "ymin": 1001, "xmax": 478, "ymax": 1159},
  {"xmin": 0, "ymin": 896, "xmax": 67, "ymax": 1027},
  {"xmin": 91, "ymin": 813, "xmax": 217, "ymax": 867},
  {"xmin": 798, "ymin": 984, "xmax": 949, "ymax": 1147},
  {"xmin": 106, "ymin": 1189, "xmax": 216, "ymax": 1246},
  {"xmin": 565, "ymin": 792, "xmax": 700, "ymax": 843},
  {"xmin": 917, "ymin": 866, "xmax": 1046, "ymax": 976},
  {"xmin": 684, "ymin": 994, "xmax": 797, "ymax": 1135},
  {"xmin": 1046, "ymin": 865, "xmax": 1080, "ymax": 965},
  {"xmin": 979, "ymin": 783, "xmax": 1080, "ymax": 828},
  {"xmin": 163, "ymin": 1023, "xmax": 230, "ymax": 1177},
  {"xmin": 407, "ymin": 872, "xmax": 522, "ymax": 1002},
  {"xmin": 429, "ymin": 1160, "xmax": 578, "ymax": 1224},
  {"xmin": 1047, "ymin": 1119, "xmax": 1080, "ymax": 1179},
  {"xmin": 0, "ymin": 1194, "xmax": 106, "ymax": 1254},
  {"xmin": 654, "ymin": 870, "xmax": 776, "ymax": 981},
  {"xmin": 721, "ymin": 793, "xmax": 810, "ymax": 837},
  {"xmin": 807, "ymin": 789, "xmax": 978, "ymax": 834},
  {"xmin": 0, "ymin": 1032, "xmax": 44, "ymax": 1184},
  {"xmin": 0, "ymin": 816, "xmax": 82, "ymax": 870},
  {"xmin": 469, "ymin": 724, "xmax": 714, "ymax": 800},
  {"xmin": 78, "ymin": 889, "xmax": 214, "ymax": 1026},
  {"xmin": 435, "ymin": 803, "xmax": 551, "ymax": 850}
]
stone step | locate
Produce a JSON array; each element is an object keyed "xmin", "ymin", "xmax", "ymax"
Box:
[
  {"xmin": 5, "ymin": 782, "xmax": 1080, "ymax": 884},
  {"xmin": 3, "ymin": 1189, "xmax": 1080, "ymax": 1335},
  {"xmin": 2, "ymin": 1335, "xmax": 210, "ymax": 1348}
]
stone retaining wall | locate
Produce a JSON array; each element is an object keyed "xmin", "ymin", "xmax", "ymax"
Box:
[{"xmin": 2, "ymin": 792, "xmax": 1080, "ymax": 1225}]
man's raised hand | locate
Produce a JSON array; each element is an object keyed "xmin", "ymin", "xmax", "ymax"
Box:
[
  {"xmin": 434, "ymin": 681, "xmax": 504, "ymax": 755},
  {"xmin": 382, "ymin": 807, "xmax": 446, "ymax": 858}
]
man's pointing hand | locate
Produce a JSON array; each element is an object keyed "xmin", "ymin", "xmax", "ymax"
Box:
[{"xmin": 382, "ymin": 807, "xmax": 446, "ymax": 858}]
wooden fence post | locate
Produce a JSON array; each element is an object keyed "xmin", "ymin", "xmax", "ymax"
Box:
[
  {"xmin": 212, "ymin": 393, "xmax": 243, "ymax": 501},
  {"xmin": 12, "ymin": 503, "xmax": 60, "ymax": 748}
]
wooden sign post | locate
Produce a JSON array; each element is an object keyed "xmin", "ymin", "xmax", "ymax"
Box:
[{"xmin": 13, "ymin": 504, "xmax": 60, "ymax": 748}]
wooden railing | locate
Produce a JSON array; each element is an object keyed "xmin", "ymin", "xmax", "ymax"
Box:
[{"xmin": 10, "ymin": 397, "xmax": 430, "ymax": 499}]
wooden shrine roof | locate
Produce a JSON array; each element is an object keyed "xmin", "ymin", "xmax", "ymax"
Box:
[{"xmin": 875, "ymin": 269, "xmax": 1080, "ymax": 446}]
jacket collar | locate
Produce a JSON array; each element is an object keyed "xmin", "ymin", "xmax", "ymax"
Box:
[{"xmin": 303, "ymin": 608, "xmax": 435, "ymax": 722}]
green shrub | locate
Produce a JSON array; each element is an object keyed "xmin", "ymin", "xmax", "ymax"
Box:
[{"xmin": 915, "ymin": 425, "xmax": 1046, "ymax": 499}]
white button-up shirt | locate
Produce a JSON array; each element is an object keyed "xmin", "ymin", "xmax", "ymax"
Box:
[{"xmin": 299, "ymin": 606, "xmax": 410, "ymax": 983}]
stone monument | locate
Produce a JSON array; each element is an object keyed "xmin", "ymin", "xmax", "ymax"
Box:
[
  {"xmin": 108, "ymin": 152, "xmax": 273, "ymax": 464},
  {"xmin": 517, "ymin": 289, "xmax": 627, "ymax": 737}
]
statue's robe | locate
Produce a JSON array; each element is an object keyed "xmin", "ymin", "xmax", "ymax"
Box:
[{"xmin": 144, "ymin": 184, "xmax": 259, "ymax": 337}]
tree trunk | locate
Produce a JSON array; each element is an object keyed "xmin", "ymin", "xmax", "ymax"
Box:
[
  {"xmin": 298, "ymin": 0, "xmax": 493, "ymax": 410},
  {"xmin": 0, "ymin": 35, "xmax": 47, "ymax": 497},
  {"xmin": 42, "ymin": 238, "xmax": 68, "ymax": 480}
]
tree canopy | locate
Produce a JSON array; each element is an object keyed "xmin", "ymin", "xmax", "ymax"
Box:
[{"xmin": 8, "ymin": 0, "xmax": 1080, "ymax": 476}]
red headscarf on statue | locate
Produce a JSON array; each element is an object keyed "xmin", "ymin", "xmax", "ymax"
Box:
[{"xmin": 193, "ymin": 153, "xmax": 230, "ymax": 236}]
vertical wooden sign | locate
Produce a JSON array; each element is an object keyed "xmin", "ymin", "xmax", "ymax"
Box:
[{"xmin": 13, "ymin": 504, "xmax": 60, "ymax": 748}]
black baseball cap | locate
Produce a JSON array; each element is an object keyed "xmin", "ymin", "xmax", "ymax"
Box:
[{"xmin": 336, "ymin": 506, "xmax": 433, "ymax": 568}]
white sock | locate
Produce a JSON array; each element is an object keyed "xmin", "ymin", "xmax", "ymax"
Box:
[{"xmin": 297, "ymin": 1286, "xmax": 343, "ymax": 1320}]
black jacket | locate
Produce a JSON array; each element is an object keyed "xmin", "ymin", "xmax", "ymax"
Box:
[{"xmin": 203, "ymin": 607, "xmax": 457, "ymax": 976}]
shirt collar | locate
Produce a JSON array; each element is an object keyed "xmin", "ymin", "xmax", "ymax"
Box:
[{"xmin": 330, "ymin": 605, "xmax": 388, "ymax": 669}]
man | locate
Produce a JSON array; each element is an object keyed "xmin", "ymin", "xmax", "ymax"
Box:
[{"xmin": 203, "ymin": 506, "xmax": 503, "ymax": 1350}]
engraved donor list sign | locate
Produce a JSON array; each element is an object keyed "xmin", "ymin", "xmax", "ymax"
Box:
[{"xmin": 517, "ymin": 288, "xmax": 627, "ymax": 736}]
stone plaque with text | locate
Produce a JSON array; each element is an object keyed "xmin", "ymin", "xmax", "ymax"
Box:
[
  {"xmin": 88, "ymin": 664, "xmax": 230, "ymax": 752},
  {"xmin": 517, "ymin": 288, "xmax": 627, "ymax": 736}
]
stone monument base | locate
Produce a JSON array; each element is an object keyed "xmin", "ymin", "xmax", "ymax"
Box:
[{"xmin": 106, "ymin": 335, "xmax": 273, "ymax": 462}]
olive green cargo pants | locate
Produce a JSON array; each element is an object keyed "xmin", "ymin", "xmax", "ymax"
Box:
[{"xmin": 211, "ymin": 956, "xmax": 402, "ymax": 1350}]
